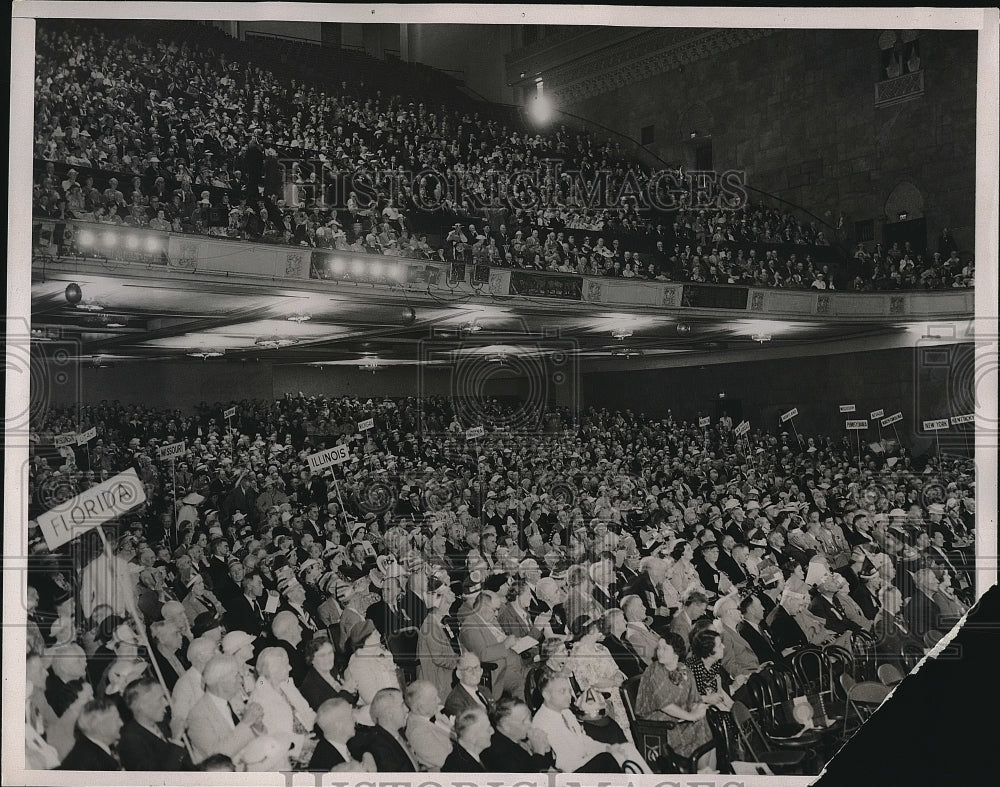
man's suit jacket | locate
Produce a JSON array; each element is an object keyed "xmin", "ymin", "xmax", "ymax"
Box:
[
  {"xmin": 481, "ymin": 729, "xmax": 556, "ymax": 772},
  {"xmin": 406, "ymin": 714, "xmax": 453, "ymax": 770},
  {"xmin": 627, "ymin": 572, "xmax": 668, "ymax": 617},
  {"xmin": 151, "ymin": 647, "xmax": 184, "ymax": 693},
  {"xmin": 767, "ymin": 606, "xmax": 810, "ymax": 653},
  {"xmin": 720, "ymin": 624, "xmax": 761, "ymax": 678},
  {"xmin": 307, "ymin": 737, "xmax": 347, "ymax": 771},
  {"xmin": 624, "ymin": 621, "xmax": 660, "ymax": 665},
  {"xmin": 184, "ymin": 692, "xmax": 257, "ymax": 764},
  {"xmin": 57, "ymin": 735, "xmax": 121, "ymax": 770},
  {"xmin": 443, "ymin": 682, "xmax": 492, "ymax": 718},
  {"xmin": 497, "ymin": 603, "xmax": 542, "ymax": 639},
  {"xmin": 223, "ymin": 592, "xmax": 266, "ymax": 637},
  {"xmin": 118, "ymin": 719, "xmax": 187, "ymax": 771},
  {"xmin": 668, "ymin": 609, "xmax": 695, "ymax": 643},
  {"xmin": 459, "ymin": 611, "xmax": 512, "ymax": 687},
  {"xmin": 737, "ymin": 620, "xmax": 780, "ymax": 664},
  {"xmin": 809, "ymin": 593, "xmax": 862, "ymax": 635},
  {"xmin": 904, "ymin": 589, "xmax": 944, "ymax": 637},
  {"xmin": 601, "ymin": 633, "xmax": 645, "ymax": 679},
  {"xmin": 442, "ymin": 743, "xmax": 485, "ymax": 772},
  {"xmin": 355, "ymin": 725, "xmax": 418, "ymax": 772},
  {"xmin": 850, "ymin": 583, "xmax": 881, "ymax": 621},
  {"xmin": 401, "ymin": 589, "xmax": 429, "ymax": 629},
  {"xmin": 417, "ymin": 614, "xmax": 461, "ymax": 702}
]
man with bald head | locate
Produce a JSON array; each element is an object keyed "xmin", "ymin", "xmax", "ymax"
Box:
[
  {"xmin": 444, "ymin": 653, "xmax": 494, "ymax": 717},
  {"xmin": 46, "ymin": 643, "xmax": 90, "ymax": 717},
  {"xmin": 185, "ymin": 654, "xmax": 265, "ymax": 764},
  {"xmin": 171, "ymin": 636, "xmax": 220, "ymax": 738},
  {"xmin": 309, "ymin": 698, "xmax": 376, "ymax": 772},
  {"xmin": 266, "ymin": 610, "xmax": 307, "ymax": 685},
  {"xmin": 405, "ymin": 680, "xmax": 453, "ymax": 770}
]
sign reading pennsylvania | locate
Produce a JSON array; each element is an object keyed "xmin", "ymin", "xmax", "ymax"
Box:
[
  {"xmin": 510, "ymin": 272, "xmax": 583, "ymax": 301},
  {"xmin": 37, "ymin": 468, "xmax": 147, "ymax": 550}
]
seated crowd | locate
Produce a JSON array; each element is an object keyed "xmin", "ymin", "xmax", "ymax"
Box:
[
  {"xmin": 25, "ymin": 394, "xmax": 976, "ymax": 772},
  {"xmin": 32, "ymin": 20, "xmax": 971, "ymax": 290}
]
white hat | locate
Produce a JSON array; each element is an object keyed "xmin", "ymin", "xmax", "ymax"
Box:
[
  {"xmin": 221, "ymin": 630, "xmax": 256, "ymax": 656},
  {"xmin": 182, "ymin": 492, "xmax": 204, "ymax": 505}
]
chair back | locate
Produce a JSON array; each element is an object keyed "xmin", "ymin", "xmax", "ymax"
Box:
[
  {"xmin": 789, "ymin": 646, "xmax": 824, "ymax": 694},
  {"xmin": 839, "ymin": 673, "xmax": 856, "ymax": 694},
  {"xmin": 524, "ymin": 666, "xmax": 544, "ymax": 713},
  {"xmin": 877, "ymin": 663, "xmax": 904, "ymax": 686},
  {"xmin": 619, "ymin": 676, "xmax": 640, "ymax": 723},
  {"xmin": 731, "ymin": 700, "xmax": 768, "ymax": 760},
  {"xmin": 900, "ymin": 642, "xmax": 924, "ymax": 671},
  {"xmin": 823, "ymin": 644, "xmax": 855, "ymax": 699}
]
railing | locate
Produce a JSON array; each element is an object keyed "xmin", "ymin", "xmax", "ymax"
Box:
[{"xmin": 33, "ymin": 220, "xmax": 975, "ymax": 320}]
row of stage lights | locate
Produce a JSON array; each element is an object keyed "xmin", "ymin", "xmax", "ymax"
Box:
[
  {"xmin": 320, "ymin": 256, "xmax": 408, "ymax": 283},
  {"xmin": 75, "ymin": 229, "xmax": 166, "ymax": 254}
]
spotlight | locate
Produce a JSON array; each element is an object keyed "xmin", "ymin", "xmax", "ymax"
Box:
[
  {"xmin": 351, "ymin": 259, "xmax": 366, "ymax": 277},
  {"xmin": 400, "ymin": 306, "xmax": 416, "ymax": 326},
  {"xmin": 528, "ymin": 94, "xmax": 554, "ymax": 125},
  {"xmin": 145, "ymin": 236, "xmax": 161, "ymax": 252},
  {"xmin": 676, "ymin": 323, "xmax": 691, "ymax": 335},
  {"xmin": 64, "ymin": 283, "xmax": 82, "ymax": 305},
  {"xmin": 125, "ymin": 235, "xmax": 140, "ymax": 250},
  {"xmin": 101, "ymin": 231, "xmax": 118, "ymax": 248},
  {"xmin": 331, "ymin": 258, "xmax": 346, "ymax": 276},
  {"xmin": 77, "ymin": 230, "xmax": 95, "ymax": 248}
]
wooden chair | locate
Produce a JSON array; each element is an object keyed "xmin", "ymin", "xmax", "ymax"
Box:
[
  {"xmin": 618, "ymin": 675, "xmax": 715, "ymax": 773},
  {"xmin": 730, "ymin": 701, "xmax": 814, "ymax": 775}
]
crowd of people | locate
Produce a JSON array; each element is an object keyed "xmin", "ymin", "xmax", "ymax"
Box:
[
  {"xmin": 31, "ymin": 20, "xmax": 973, "ymax": 290},
  {"xmin": 25, "ymin": 393, "xmax": 976, "ymax": 772}
]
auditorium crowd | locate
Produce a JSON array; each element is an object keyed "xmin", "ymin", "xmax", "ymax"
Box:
[
  {"xmin": 25, "ymin": 393, "xmax": 976, "ymax": 772},
  {"xmin": 31, "ymin": 20, "xmax": 972, "ymax": 290}
]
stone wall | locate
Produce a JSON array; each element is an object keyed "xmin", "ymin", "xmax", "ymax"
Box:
[{"xmin": 564, "ymin": 29, "xmax": 978, "ymax": 253}]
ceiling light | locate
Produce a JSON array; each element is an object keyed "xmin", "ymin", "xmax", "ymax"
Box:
[
  {"xmin": 255, "ymin": 336, "xmax": 300, "ymax": 349},
  {"xmin": 286, "ymin": 314, "xmax": 312, "ymax": 323},
  {"xmin": 486, "ymin": 353, "xmax": 508, "ymax": 365},
  {"xmin": 612, "ymin": 348, "xmax": 641, "ymax": 359},
  {"xmin": 463, "ymin": 320, "xmax": 483, "ymax": 333},
  {"xmin": 751, "ymin": 333, "xmax": 772, "ymax": 344},
  {"xmin": 359, "ymin": 358, "xmax": 382, "ymax": 373},
  {"xmin": 75, "ymin": 301, "xmax": 104, "ymax": 312},
  {"xmin": 106, "ymin": 321, "xmax": 126, "ymax": 328},
  {"xmin": 187, "ymin": 350, "xmax": 225, "ymax": 359},
  {"xmin": 611, "ymin": 329, "xmax": 633, "ymax": 341}
]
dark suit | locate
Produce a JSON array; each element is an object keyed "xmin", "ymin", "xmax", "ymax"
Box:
[
  {"xmin": 481, "ymin": 729, "xmax": 556, "ymax": 772},
  {"xmin": 768, "ymin": 606, "xmax": 810, "ymax": 652},
  {"xmin": 299, "ymin": 667, "xmax": 357, "ymax": 711},
  {"xmin": 601, "ymin": 634, "xmax": 644, "ymax": 680},
  {"xmin": 57, "ymin": 735, "xmax": 121, "ymax": 770},
  {"xmin": 737, "ymin": 620, "xmax": 780, "ymax": 664},
  {"xmin": 118, "ymin": 719, "xmax": 188, "ymax": 770},
  {"xmin": 354, "ymin": 725, "xmax": 418, "ymax": 772},
  {"xmin": 903, "ymin": 589, "xmax": 944, "ymax": 637},
  {"xmin": 401, "ymin": 589, "xmax": 429, "ymax": 629},
  {"xmin": 307, "ymin": 737, "xmax": 348, "ymax": 771},
  {"xmin": 443, "ymin": 683, "xmax": 492, "ymax": 718},
  {"xmin": 223, "ymin": 592, "xmax": 266, "ymax": 636},
  {"xmin": 850, "ymin": 583, "xmax": 881, "ymax": 621},
  {"xmin": 442, "ymin": 743, "xmax": 485, "ymax": 772},
  {"xmin": 809, "ymin": 592, "xmax": 863, "ymax": 635}
]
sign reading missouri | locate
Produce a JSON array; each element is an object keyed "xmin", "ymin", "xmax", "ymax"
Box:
[{"xmin": 36, "ymin": 468, "xmax": 148, "ymax": 550}]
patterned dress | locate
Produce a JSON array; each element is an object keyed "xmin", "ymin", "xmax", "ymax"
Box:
[{"xmin": 634, "ymin": 662, "xmax": 713, "ymax": 757}]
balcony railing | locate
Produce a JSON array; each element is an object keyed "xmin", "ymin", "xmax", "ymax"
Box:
[{"xmin": 33, "ymin": 220, "xmax": 975, "ymax": 320}]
